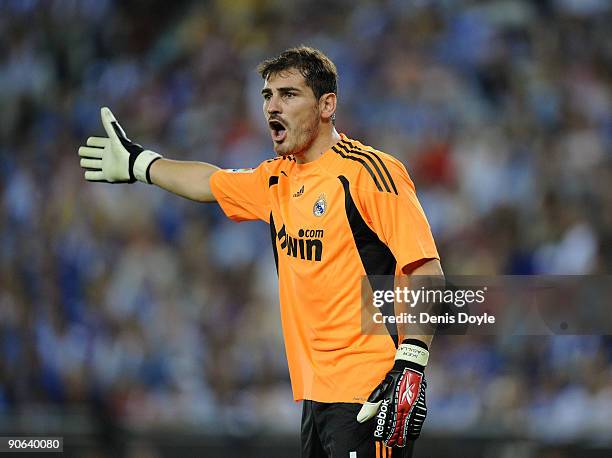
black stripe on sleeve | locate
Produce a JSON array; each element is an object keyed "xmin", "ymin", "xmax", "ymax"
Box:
[
  {"xmin": 336, "ymin": 142, "xmax": 391, "ymax": 193},
  {"xmin": 342, "ymin": 140, "xmax": 398, "ymax": 195},
  {"xmin": 332, "ymin": 146, "xmax": 384, "ymax": 192},
  {"xmin": 339, "ymin": 175, "xmax": 398, "ymax": 347},
  {"xmin": 269, "ymin": 175, "xmax": 279, "ymax": 187}
]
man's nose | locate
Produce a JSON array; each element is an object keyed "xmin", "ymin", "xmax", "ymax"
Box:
[{"xmin": 267, "ymin": 95, "xmax": 281, "ymax": 114}]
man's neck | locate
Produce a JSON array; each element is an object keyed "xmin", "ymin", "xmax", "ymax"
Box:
[{"xmin": 294, "ymin": 128, "xmax": 342, "ymax": 164}]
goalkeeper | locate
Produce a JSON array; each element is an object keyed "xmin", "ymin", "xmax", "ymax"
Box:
[{"xmin": 78, "ymin": 47, "xmax": 442, "ymax": 458}]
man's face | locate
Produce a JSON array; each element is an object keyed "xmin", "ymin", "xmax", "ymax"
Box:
[{"xmin": 262, "ymin": 69, "xmax": 320, "ymax": 156}]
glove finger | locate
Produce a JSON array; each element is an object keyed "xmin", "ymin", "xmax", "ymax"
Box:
[
  {"xmin": 367, "ymin": 376, "xmax": 392, "ymax": 403},
  {"xmin": 100, "ymin": 107, "xmax": 123, "ymax": 139},
  {"xmin": 86, "ymin": 136, "xmax": 109, "ymax": 148},
  {"xmin": 84, "ymin": 170, "xmax": 105, "ymax": 181},
  {"xmin": 357, "ymin": 400, "xmax": 382, "ymax": 423},
  {"xmin": 101, "ymin": 106, "xmax": 131, "ymax": 143},
  {"xmin": 78, "ymin": 146, "xmax": 103, "ymax": 159},
  {"xmin": 80, "ymin": 158, "xmax": 101, "ymax": 169}
]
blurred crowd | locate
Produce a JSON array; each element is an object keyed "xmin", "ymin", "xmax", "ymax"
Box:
[{"xmin": 1, "ymin": 0, "xmax": 611, "ymax": 445}]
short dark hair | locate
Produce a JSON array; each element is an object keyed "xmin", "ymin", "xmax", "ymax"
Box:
[{"xmin": 257, "ymin": 46, "xmax": 338, "ymax": 101}]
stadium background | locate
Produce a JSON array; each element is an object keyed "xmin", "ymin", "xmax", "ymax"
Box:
[{"xmin": 1, "ymin": 0, "xmax": 611, "ymax": 456}]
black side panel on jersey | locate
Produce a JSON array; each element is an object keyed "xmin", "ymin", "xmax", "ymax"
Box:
[
  {"xmin": 338, "ymin": 175, "xmax": 399, "ymax": 347},
  {"xmin": 269, "ymin": 212, "xmax": 279, "ymax": 274},
  {"xmin": 268, "ymin": 176, "xmax": 280, "ymax": 274}
]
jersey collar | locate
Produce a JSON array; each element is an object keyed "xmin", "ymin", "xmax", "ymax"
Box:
[{"xmin": 293, "ymin": 133, "xmax": 348, "ymax": 174}]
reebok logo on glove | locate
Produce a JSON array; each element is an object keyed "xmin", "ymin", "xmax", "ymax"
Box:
[
  {"xmin": 374, "ymin": 399, "xmax": 389, "ymax": 438},
  {"xmin": 357, "ymin": 339, "xmax": 429, "ymax": 448}
]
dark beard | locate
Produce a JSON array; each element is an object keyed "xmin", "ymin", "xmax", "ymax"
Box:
[{"xmin": 286, "ymin": 119, "xmax": 319, "ymax": 157}]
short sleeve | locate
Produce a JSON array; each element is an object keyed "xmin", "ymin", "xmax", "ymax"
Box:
[
  {"xmin": 210, "ymin": 162, "xmax": 274, "ymax": 223},
  {"xmin": 356, "ymin": 159, "xmax": 439, "ymax": 271}
]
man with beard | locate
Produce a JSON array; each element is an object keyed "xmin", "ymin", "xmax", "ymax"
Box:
[{"xmin": 78, "ymin": 46, "xmax": 442, "ymax": 458}]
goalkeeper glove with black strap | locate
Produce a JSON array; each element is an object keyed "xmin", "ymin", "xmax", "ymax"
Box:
[
  {"xmin": 78, "ymin": 107, "xmax": 162, "ymax": 184},
  {"xmin": 357, "ymin": 339, "xmax": 429, "ymax": 448}
]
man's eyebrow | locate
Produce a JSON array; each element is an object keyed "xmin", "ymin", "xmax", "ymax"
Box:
[
  {"xmin": 261, "ymin": 86, "xmax": 302, "ymax": 95},
  {"xmin": 278, "ymin": 86, "xmax": 301, "ymax": 93}
]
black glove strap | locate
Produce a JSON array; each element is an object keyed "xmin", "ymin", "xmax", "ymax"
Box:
[
  {"xmin": 401, "ymin": 338, "xmax": 429, "ymax": 351},
  {"xmin": 111, "ymin": 121, "xmax": 144, "ymax": 183}
]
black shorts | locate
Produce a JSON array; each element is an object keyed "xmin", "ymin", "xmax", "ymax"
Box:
[{"xmin": 301, "ymin": 400, "xmax": 415, "ymax": 458}]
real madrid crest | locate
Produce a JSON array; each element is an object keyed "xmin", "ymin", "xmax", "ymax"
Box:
[{"xmin": 313, "ymin": 193, "xmax": 327, "ymax": 217}]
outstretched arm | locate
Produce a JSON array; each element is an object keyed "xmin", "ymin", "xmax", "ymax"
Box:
[{"xmin": 149, "ymin": 159, "xmax": 219, "ymax": 203}]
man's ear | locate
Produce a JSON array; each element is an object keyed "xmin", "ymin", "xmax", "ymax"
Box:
[{"xmin": 319, "ymin": 93, "xmax": 337, "ymax": 122}]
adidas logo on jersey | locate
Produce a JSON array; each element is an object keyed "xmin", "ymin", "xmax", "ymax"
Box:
[
  {"xmin": 293, "ymin": 185, "xmax": 304, "ymax": 198},
  {"xmin": 277, "ymin": 225, "xmax": 323, "ymax": 261}
]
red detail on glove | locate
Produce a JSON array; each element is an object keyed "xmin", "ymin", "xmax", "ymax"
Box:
[{"xmin": 389, "ymin": 369, "xmax": 422, "ymax": 447}]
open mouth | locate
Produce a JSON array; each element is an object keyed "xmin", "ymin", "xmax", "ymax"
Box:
[{"xmin": 269, "ymin": 119, "xmax": 287, "ymax": 143}]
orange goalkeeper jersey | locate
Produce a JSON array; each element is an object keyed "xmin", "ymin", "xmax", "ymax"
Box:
[{"xmin": 210, "ymin": 134, "xmax": 439, "ymax": 403}]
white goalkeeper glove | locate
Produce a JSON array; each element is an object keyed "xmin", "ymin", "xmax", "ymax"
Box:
[
  {"xmin": 357, "ymin": 339, "xmax": 429, "ymax": 447},
  {"xmin": 78, "ymin": 107, "xmax": 162, "ymax": 184}
]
